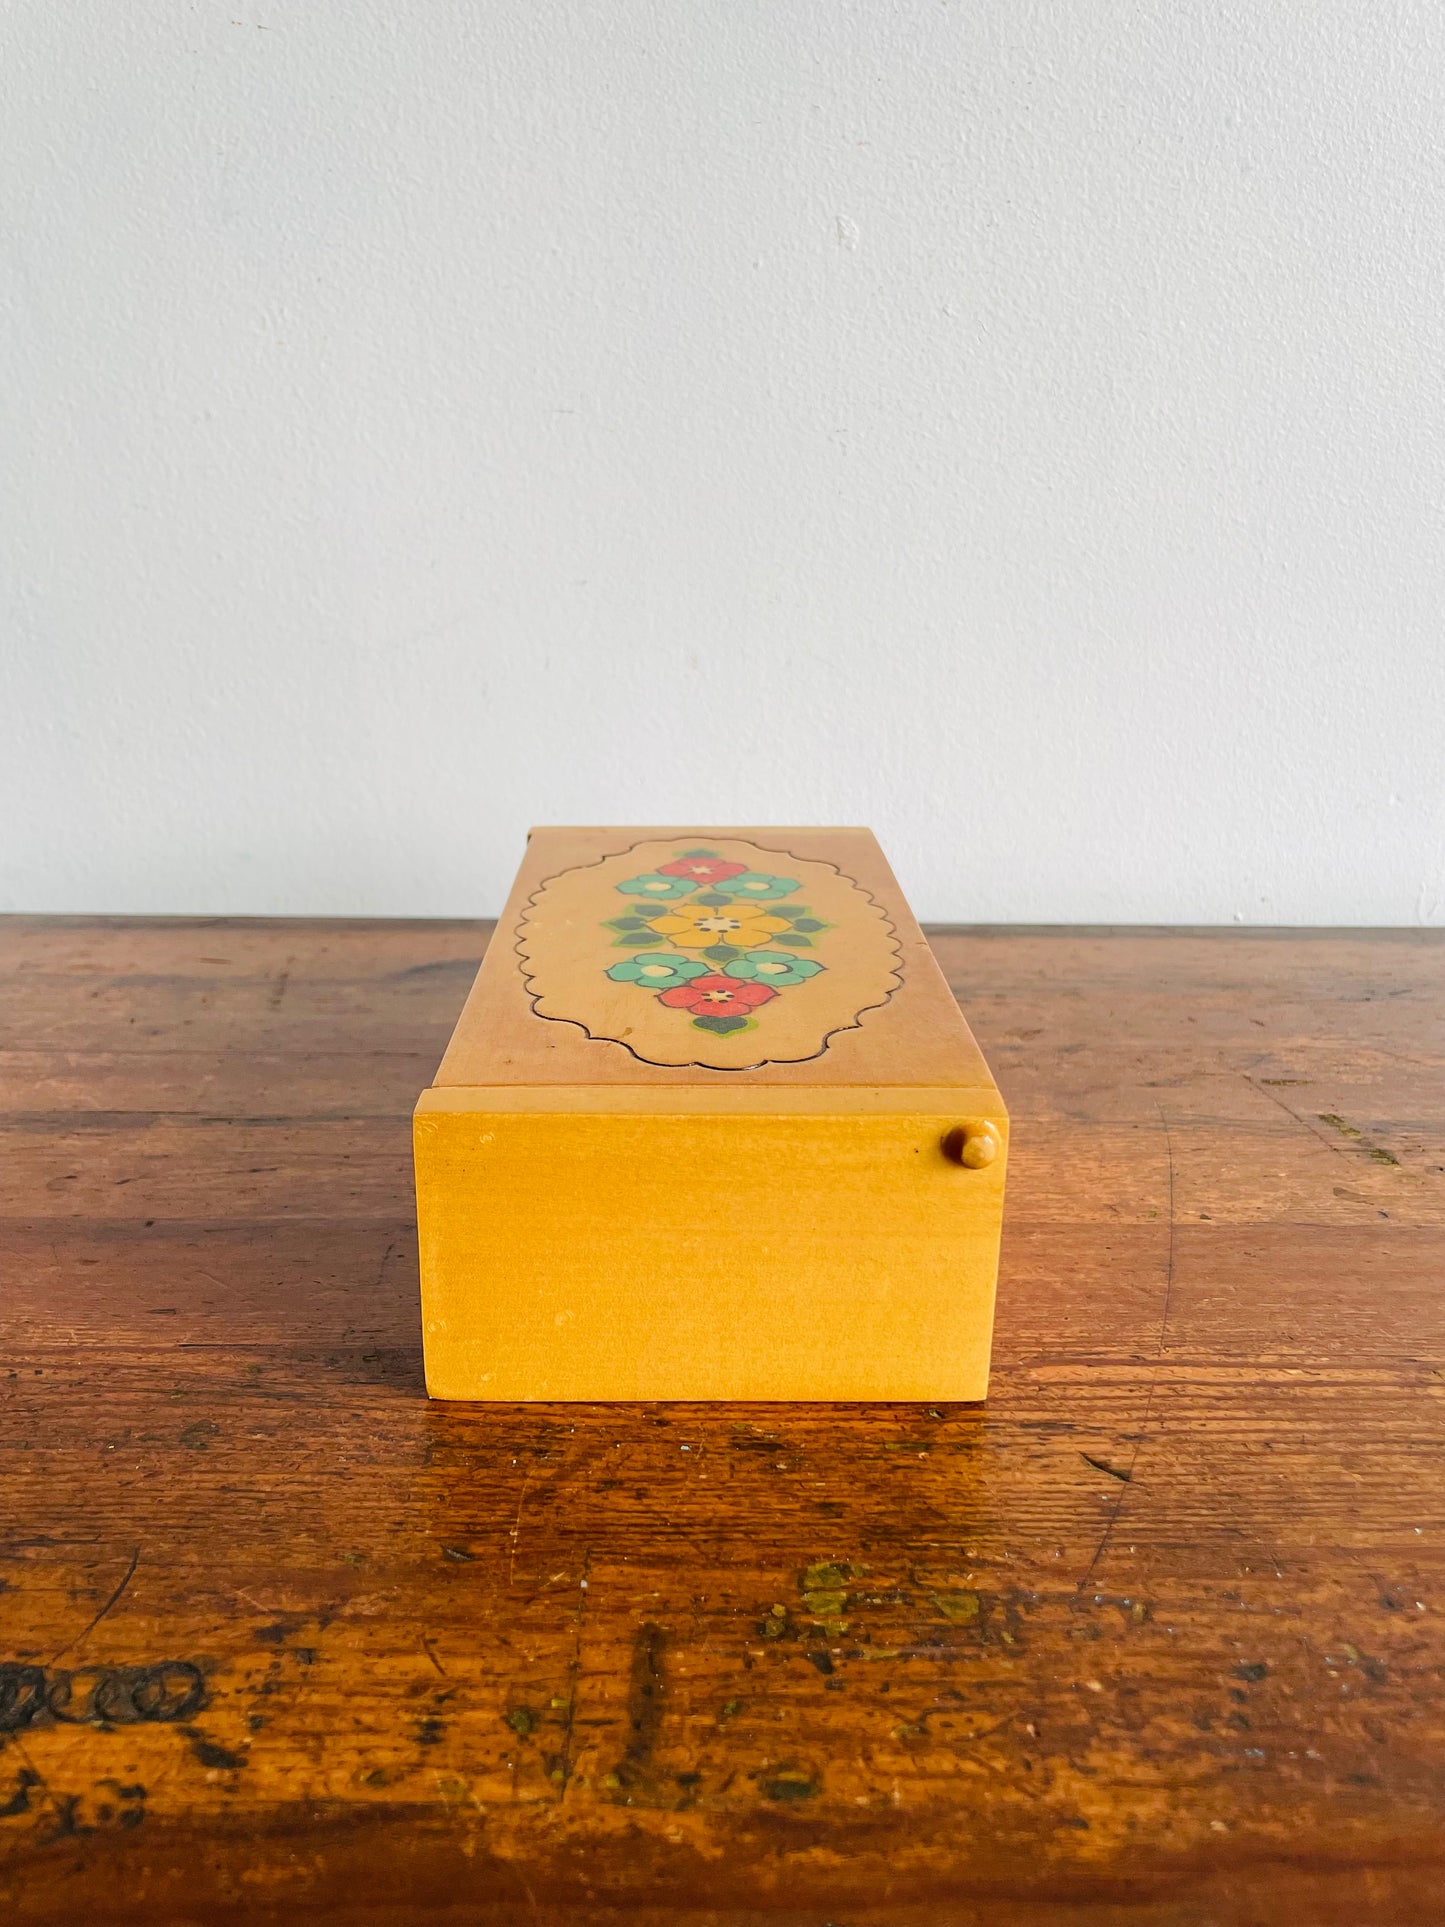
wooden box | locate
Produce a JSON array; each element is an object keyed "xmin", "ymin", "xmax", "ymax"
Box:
[{"xmin": 413, "ymin": 828, "xmax": 1008, "ymax": 1402}]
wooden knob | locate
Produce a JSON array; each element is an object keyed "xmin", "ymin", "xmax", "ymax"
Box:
[{"xmin": 943, "ymin": 1123, "xmax": 999, "ymax": 1169}]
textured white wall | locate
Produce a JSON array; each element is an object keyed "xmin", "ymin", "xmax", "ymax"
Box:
[{"xmin": 3, "ymin": 2, "xmax": 1442, "ymax": 923}]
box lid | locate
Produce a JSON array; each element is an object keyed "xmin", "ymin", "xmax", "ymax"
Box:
[{"xmin": 428, "ymin": 827, "xmax": 1002, "ymax": 1106}]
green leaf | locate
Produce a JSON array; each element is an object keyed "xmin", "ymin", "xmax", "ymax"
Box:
[
  {"xmin": 792, "ymin": 918, "xmax": 826, "ymax": 933},
  {"xmin": 615, "ymin": 930, "xmax": 665, "ymax": 946},
  {"xmin": 704, "ymin": 944, "xmax": 741, "ymax": 962},
  {"xmin": 772, "ymin": 932, "xmax": 813, "ymax": 947},
  {"xmin": 692, "ymin": 1014, "xmax": 750, "ymax": 1035},
  {"xmin": 695, "ymin": 892, "xmax": 731, "ymax": 907},
  {"xmin": 679, "ymin": 848, "xmax": 721, "ymax": 859}
]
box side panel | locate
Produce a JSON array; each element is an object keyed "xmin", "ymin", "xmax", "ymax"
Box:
[{"xmin": 414, "ymin": 1107, "xmax": 1006, "ymax": 1402}]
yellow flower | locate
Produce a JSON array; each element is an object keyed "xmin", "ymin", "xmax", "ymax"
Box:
[{"xmin": 650, "ymin": 904, "xmax": 791, "ymax": 951}]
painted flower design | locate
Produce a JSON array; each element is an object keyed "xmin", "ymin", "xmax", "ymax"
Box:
[
  {"xmin": 713, "ymin": 871, "xmax": 800, "ymax": 902},
  {"xmin": 649, "ymin": 904, "xmax": 792, "ymax": 952},
  {"xmin": 762, "ymin": 906, "xmax": 832, "ymax": 945},
  {"xmin": 602, "ymin": 859, "xmax": 827, "ymax": 1041},
  {"xmin": 723, "ymin": 950, "xmax": 824, "ymax": 987},
  {"xmin": 606, "ymin": 954, "xmax": 708, "ymax": 991},
  {"xmin": 603, "ymin": 909, "xmax": 670, "ymax": 947},
  {"xmin": 616, "ymin": 872, "xmax": 700, "ymax": 902},
  {"xmin": 658, "ymin": 975, "xmax": 776, "ymax": 1013},
  {"xmin": 657, "ymin": 853, "xmax": 747, "ymax": 885},
  {"xmin": 656, "ymin": 975, "xmax": 777, "ymax": 1034}
]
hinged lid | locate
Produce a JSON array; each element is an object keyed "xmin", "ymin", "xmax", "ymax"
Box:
[{"xmin": 430, "ymin": 827, "xmax": 1002, "ymax": 1104}]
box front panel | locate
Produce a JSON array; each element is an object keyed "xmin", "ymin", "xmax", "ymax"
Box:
[{"xmin": 415, "ymin": 1108, "xmax": 1006, "ymax": 1402}]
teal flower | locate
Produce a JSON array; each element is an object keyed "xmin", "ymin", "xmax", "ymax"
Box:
[
  {"xmin": 724, "ymin": 950, "xmax": 825, "ymax": 988},
  {"xmin": 714, "ymin": 871, "xmax": 799, "ymax": 902},
  {"xmin": 617, "ymin": 873, "xmax": 699, "ymax": 901},
  {"xmin": 606, "ymin": 953, "xmax": 708, "ymax": 991}
]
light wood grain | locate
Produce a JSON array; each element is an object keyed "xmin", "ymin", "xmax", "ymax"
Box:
[
  {"xmin": 436, "ymin": 828, "xmax": 995, "ymax": 1086},
  {"xmin": 1, "ymin": 916, "xmax": 1442, "ymax": 1925}
]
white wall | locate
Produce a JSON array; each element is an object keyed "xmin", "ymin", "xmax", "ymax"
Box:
[{"xmin": 3, "ymin": 2, "xmax": 1442, "ymax": 924}]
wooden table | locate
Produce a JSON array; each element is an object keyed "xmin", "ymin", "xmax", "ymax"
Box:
[{"xmin": 2, "ymin": 918, "xmax": 1441, "ymax": 1925}]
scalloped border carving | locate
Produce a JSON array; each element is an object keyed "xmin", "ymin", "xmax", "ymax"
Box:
[{"xmin": 515, "ymin": 835, "xmax": 904, "ymax": 1071}]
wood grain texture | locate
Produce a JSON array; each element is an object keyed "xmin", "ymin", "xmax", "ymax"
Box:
[
  {"xmin": 1, "ymin": 915, "xmax": 1442, "ymax": 1925},
  {"xmin": 437, "ymin": 828, "xmax": 995, "ymax": 1086}
]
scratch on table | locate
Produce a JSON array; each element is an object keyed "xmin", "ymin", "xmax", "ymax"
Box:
[
  {"xmin": 557, "ymin": 1548, "xmax": 592, "ymax": 1798},
  {"xmin": 508, "ymin": 1469, "xmax": 534, "ymax": 1587},
  {"xmin": 1246, "ymin": 1075, "xmax": 1356, "ymax": 1162},
  {"xmin": 6, "ymin": 1736, "xmax": 70, "ymax": 1837},
  {"xmin": 510, "ymin": 1862, "xmax": 543, "ymax": 1927},
  {"xmin": 232, "ymin": 1586, "xmax": 286, "ymax": 1614},
  {"xmin": 1078, "ymin": 1107, "xmax": 1176, "ymax": 1588},
  {"xmin": 373, "ymin": 1237, "xmax": 399, "ymax": 1292},
  {"xmin": 50, "ymin": 1545, "xmax": 140, "ymax": 1666}
]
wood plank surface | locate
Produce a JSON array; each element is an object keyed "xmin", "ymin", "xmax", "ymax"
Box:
[{"xmin": 1, "ymin": 916, "xmax": 1442, "ymax": 1925}]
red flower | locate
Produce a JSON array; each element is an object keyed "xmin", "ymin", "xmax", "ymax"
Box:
[
  {"xmin": 656, "ymin": 974, "xmax": 777, "ymax": 1014},
  {"xmin": 658, "ymin": 857, "xmax": 747, "ymax": 883}
]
